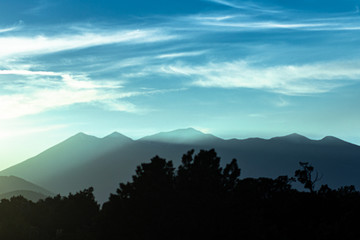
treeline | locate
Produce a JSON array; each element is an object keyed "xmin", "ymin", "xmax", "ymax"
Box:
[{"xmin": 1, "ymin": 149, "xmax": 360, "ymax": 239}]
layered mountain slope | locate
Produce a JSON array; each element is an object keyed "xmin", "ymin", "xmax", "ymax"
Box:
[
  {"xmin": 0, "ymin": 175, "xmax": 52, "ymax": 201},
  {"xmin": 1, "ymin": 129, "xmax": 360, "ymax": 203}
]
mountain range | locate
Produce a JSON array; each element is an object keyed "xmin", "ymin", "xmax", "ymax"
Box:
[{"xmin": 1, "ymin": 128, "xmax": 360, "ymax": 203}]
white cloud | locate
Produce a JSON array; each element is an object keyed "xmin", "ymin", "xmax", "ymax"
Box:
[
  {"xmin": 156, "ymin": 51, "xmax": 207, "ymax": 59},
  {"xmin": 0, "ymin": 69, "xmax": 60, "ymax": 76},
  {"xmin": 187, "ymin": 5, "xmax": 360, "ymax": 32},
  {"xmin": 0, "ymin": 21, "xmax": 23, "ymax": 34},
  {"xmin": 193, "ymin": 15, "xmax": 235, "ymax": 21},
  {"xmin": 0, "ymin": 26, "xmax": 18, "ymax": 33},
  {"xmin": 0, "ymin": 70, "xmax": 141, "ymax": 119},
  {"xmin": 0, "ymin": 28, "xmax": 174, "ymax": 59},
  {"xmin": 209, "ymin": 0, "xmax": 243, "ymax": 9},
  {"xmin": 201, "ymin": 21, "xmax": 327, "ymax": 30},
  {"xmin": 101, "ymin": 100, "xmax": 138, "ymax": 113},
  {"xmin": 160, "ymin": 60, "xmax": 360, "ymax": 95},
  {"xmin": 208, "ymin": 0, "xmax": 280, "ymax": 13}
]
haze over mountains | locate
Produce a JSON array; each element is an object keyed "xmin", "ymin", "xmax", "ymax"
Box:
[{"xmin": 1, "ymin": 128, "xmax": 360, "ymax": 203}]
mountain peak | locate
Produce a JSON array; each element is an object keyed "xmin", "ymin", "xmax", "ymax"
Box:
[
  {"xmin": 139, "ymin": 127, "xmax": 221, "ymax": 144},
  {"xmin": 285, "ymin": 133, "xmax": 308, "ymax": 139},
  {"xmin": 105, "ymin": 131, "xmax": 126, "ymax": 138},
  {"xmin": 170, "ymin": 127, "xmax": 205, "ymax": 134},
  {"xmin": 270, "ymin": 133, "xmax": 311, "ymax": 143},
  {"xmin": 68, "ymin": 132, "xmax": 99, "ymax": 142},
  {"xmin": 73, "ymin": 132, "xmax": 95, "ymax": 138},
  {"xmin": 103, "ymin": 132, "xmax": 133, "ymax": 142},
  {"xmin": 74, "ymin": 132, "xmax": 89, "ymax": 137},
  {"xmin": 319, "ymin": 136, "xmax": 350, "ymax": 145}
]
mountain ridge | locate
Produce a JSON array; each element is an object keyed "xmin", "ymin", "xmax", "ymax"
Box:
[{"xmin": 1, "ymin": 128, "xmax": 359, "ymax": 203}]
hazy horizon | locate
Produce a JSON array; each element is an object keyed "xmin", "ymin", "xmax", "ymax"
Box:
[{"xmin": 1, "ymin": 0, "xmax": 360, "ymax": 168}]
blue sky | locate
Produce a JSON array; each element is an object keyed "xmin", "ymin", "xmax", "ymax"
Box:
[{"xmin": 1, "ymin": 0, "xmax": 360, "ymax": 169}]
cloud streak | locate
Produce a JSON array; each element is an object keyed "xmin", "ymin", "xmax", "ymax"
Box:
[
  {"xmin": 208, "ymin": 0, "xmax": 280, "ymax": 13},
  {"xmin": 189, "ymin": 13, "xmax": 360, "ymax": 32},
  {"xmin": 0, "ymin": 27, "xmax": 18, "ymax": 33},
  {"xmin": 0, "ymin": 28, "xmax": 174, "ymax": 59},
  {"xmin": 199, "ymin": 20, "xmax": 328, "ymax": 30},
  {"xmin": 156, "ymin": 50, "xmax": 207, "ymax": 59},
  {"xmin": 160, "ymin": 60, "xmax": 360, "ymax": 95},
  {"xmin": 186, "ymin": 1, "xmax": 360, "ymax": 32}
]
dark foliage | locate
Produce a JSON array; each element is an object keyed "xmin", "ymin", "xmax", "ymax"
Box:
[
  {"xmin": 0, "ymin": 188, "xmax": 99, "ymax": 240},
  {"xmin": 295, "ymin": 161, "xmax": 321, "ymax": 193},
  {"xmin": 0, "ymin": 149, "xmax": 360, "ymax": 239}
]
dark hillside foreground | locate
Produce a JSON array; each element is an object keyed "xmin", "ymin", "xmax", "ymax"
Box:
[{"xmin": 0, "ymin": 149, "xmax": 359, "ymax": 239}]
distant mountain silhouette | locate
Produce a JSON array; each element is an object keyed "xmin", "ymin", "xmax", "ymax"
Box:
[
  {"xmin": 0, "ymin": 175, "xmax": 52, "ymax": 201},
  {"xmin": 1, "ymin": 129, "xmax": 360, "ymax": 203},
  {"xmin": 270, "ymin": 133, "xmax": 312, "ymax": 143}
]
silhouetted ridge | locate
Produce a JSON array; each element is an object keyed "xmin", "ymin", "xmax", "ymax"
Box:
[
  {"xmin": 270, "ymin": 133, "xmax": 311, "ymax": 143},
  {"xmin": 319, "ymin": 136, "xmax": 352, "ymax": 145}
]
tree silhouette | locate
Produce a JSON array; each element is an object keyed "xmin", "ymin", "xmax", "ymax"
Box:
[
  {"xmin": 295, "ymin": 162, "xmax": 321, "ymax": 193},
  {"xmin": 114, "ymin": 155, "xmax": 175, "ymax": 201},
  {"xmin": 101, "ymin": 156, "xmax": 176, "ymax": 239},
  {"xmin": 1, "ymin": 149, "xmax": 360, "ymax": 239}
]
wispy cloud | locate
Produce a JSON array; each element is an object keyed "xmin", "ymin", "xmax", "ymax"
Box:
[
  {"xmin": 160, "ymin": 60, "xmax": 360, "ymax": 95},
  {"xmin": 0, "ymin": 28, "xmax": 174, "ymax": 59},
  {"xmin": 0, "ymin": 70, "xmax": 171, "ymax": 119},
  {"xmin": 186, "ymin": 2, "xmax": 360, "ymax": 32},
  {"xmin": 0, "ymin": 21, "xmax": 23, "ymax": 33},
  {"xmin": 209, "ymin": 0, "xmax": 252, "ymax": 10},
  {"xmin": 208, "ymin": 0, "xmax": 280, "ymax": 13},
  {"xmin": 0, "ymin": 24, "xmax": 179, "ymax": 119},
  {"xmin": 0, "ymin": 22, "xmax": 22, "ymax": 34},
  {"xmin": 0, "ymin": 67, "xmax": 188, "ymax": 119},
  {"xmin": 156, "ymin": 50, "xmax": 207, "ymax": 59},
  {"xmin": 199, "ymin": 20, "xmax": 328, "ymax": 30},
  {"xmin": 0, "ymin": 27, "xmax": 17, "ymax": 33},
  {"xmin": 274, "ymin": 97, "xmax": 290, "ymax": 107}
]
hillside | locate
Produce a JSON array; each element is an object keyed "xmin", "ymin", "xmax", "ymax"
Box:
[{"xmin": 0, "ymin": 175, "xmax": 52, "ymax": 202}]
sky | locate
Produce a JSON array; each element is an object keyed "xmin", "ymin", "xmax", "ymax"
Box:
[{"xmin": 1, "ymin": 0, "xmax": 360, "ymax": 169}]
